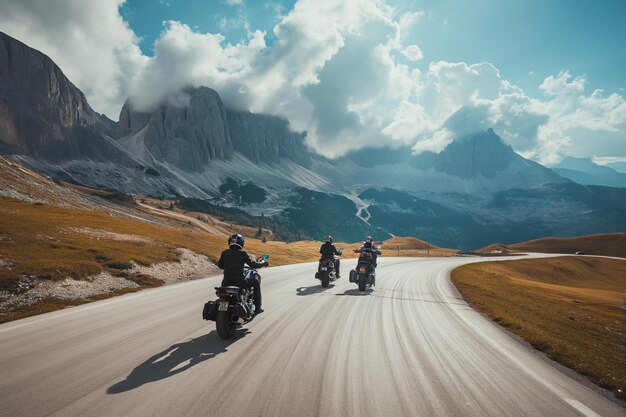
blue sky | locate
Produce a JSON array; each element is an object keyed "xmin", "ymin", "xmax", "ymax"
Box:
[
  {"xmin": 1, "ymin": 0, "xmax": 624, "ymax": 163},
  {"xmin": 122, "ymin": 0, "xmax": 626, "ymax": 97}
]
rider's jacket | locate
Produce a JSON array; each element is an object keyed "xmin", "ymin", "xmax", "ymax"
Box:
[
  {"xmin": 320, "ymin": 242, "xmax": 340, "ymax": 260},
  {"xmin": 218, "ymin": 246, "xmax": 266, "ymax": 286},
  {"xmin": 360, "ymin": 243, "xmax": 381, "ymax": 264}
]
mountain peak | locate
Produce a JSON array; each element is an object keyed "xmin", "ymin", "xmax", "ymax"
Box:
[
  {"xmin": 409, "ymin": 129, "xmax": 566, "ymax": 187},
  {"xmin": 454, "ymin": 128, "xmax": 507, "ymax": 147},
  {"xmin": 414, "ymin": 129, "xmax": 515, "ymax": 178},
  {"xmin": 117, "ymin": 85, "xmax": 232, "ymax": 172}
]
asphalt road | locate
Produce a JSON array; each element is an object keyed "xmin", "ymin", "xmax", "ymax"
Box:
[{"xmin": 0, "ymin": 257, "xmax": 623, "ymax": 417}]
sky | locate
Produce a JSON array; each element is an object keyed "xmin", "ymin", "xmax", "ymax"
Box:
[{"xmin": 0, "ymin": 0, "xmax": 625, "ymax": 165}]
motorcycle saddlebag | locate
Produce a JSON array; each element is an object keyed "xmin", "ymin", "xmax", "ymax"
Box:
[
  {"xmin": 349, "ymin": 269, "xmax": 357, "ymax": 283},
  {"xmin": 202, "ymin": 300, "xmax": 218, "ymax": 321}
]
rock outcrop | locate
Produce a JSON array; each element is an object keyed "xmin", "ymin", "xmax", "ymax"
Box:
[
  {"xmin": 226, "ymin": 110, "xmax": 310, "ymax": 166},
  {"xmin": 0, "ymin": 31, "xmax": 118, "ymax": 162},
  {"xmin": 117, "ymin": 87, "xmax": 233, "ymax": 172},
  {"xmin": 117, "ymin": 87, "xmax": 312, "ymax": 172}
]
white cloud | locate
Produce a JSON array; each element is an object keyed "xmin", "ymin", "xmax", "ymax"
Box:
[
  {"xmin": 0, "ymin": 0, "xmax": 624, "ymax": 163},
  {"xmin": 402, "ymin": 45, "xmax": 422, "ymax": 61},
  {"xmin": 128, "ymin": 21, "xmax": 266, "ymax": 112},
  {"xmin": 385, "ymin": 62, "xmax": 626, "ymax": 163},
  {"xmin": 411, "ymin": 129, "xmax": 454, "ymax": 154}
]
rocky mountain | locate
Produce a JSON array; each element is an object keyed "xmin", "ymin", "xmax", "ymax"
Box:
[
  {"xmin": 552, "ymin": 157, "xmax": 626, "ymax": 188},
  {"xmin": 226, "ymin": 109, "xmax": 310, "ymax": 167},
  {"xmin": 117, "ymin": 87, "xmax": 313, "ymax": 173},
  {"xmin": 412, "ymin": 129, "xmax": 565, "ymax": 187},
  {"xmin": 323, "ymin": 129, "xmax": 568, "ymax": 195},
  {"xmin": 0, "ymin": 31, "xmax": 117, "ymax": 161},
  {"xmin": 0, "ymin": 31, "xmax": 215, "ymax": 198},
  {"xmin": 117, "ymin": 87, "xmax": 232, "ymax": 172},
  {"xmin": 1, "ymin": 31, "xmax": 625, "ymax": 248}
]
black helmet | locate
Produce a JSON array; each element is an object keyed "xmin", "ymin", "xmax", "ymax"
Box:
[
  {"xmin": 228, "ymin": 233, "xmax": 245, "ymax": 248},
  {"xmin": 364, "ymin": 236, "xmax": 373, "ymax": 245},
  {"xmin": 324, "ymin": 235, "xmax": 333, "ymax": 243}
]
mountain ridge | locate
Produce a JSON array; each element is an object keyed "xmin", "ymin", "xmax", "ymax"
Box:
[{"xmin": 552, "ymin": 156, "xmax": 626, "ymax": 188}]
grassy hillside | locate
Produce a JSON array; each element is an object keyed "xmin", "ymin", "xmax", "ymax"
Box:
[
  {"xmin": 0, "ymin": 196, "xmax": 363, "ymax": 323},
  {"xmin": 383, "ymin": 237, "xmax": 455, "ymax": 256},
  {"xmin": 509, "ymin": 233, "xmax": 626, "ymax": 258},
  {"xmin": 452, "ymin": 256, "xmax": 626, "ymax": 400},
  {"xmin": 0, "ymin": 198, "xmax": 362, "ymax": 289}
]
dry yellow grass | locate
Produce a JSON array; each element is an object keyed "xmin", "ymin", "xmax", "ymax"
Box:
[
  {"xmin": 0, "ymin": 197, "xmax": 359, "ymax": 322},
  {"xmin": 0, "ymin": 198, "xmax": 348, "ymax": 286},
  {"xmin": 452, "ymin": 256, "xmax": 626, "ymax": 400},
  {"xmin": 383, "ymin": 236, "xmax": 456, "ymax": 257},
  {"xmin": 491, "ymin": 233, "xmax": 626, "ymax": 258},
  {"xmin": 475, "ymin": 243, "xmax": 515, "ymax": 255}
]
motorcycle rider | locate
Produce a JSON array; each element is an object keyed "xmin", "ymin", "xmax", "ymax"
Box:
[
  {"xmin": 319, "ymin": 235, "xmax": 341, "ymax": 278},
  {"xmin": 218, "ymin": 233, "xmax": 268, "ymax": 314},
  {"xmin": 359, "ymin": 236, "xmax": 381, "ymax": 267}
]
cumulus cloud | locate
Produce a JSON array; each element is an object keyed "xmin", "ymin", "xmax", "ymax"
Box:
[
  {"xmin": 385, "ymin": 62, "xmax": 625, "ymax": 162},
  {"xmin": 128, "ymin": 21, "xmax": 265, "ymax": 112},
  {"xmin": 1, "ymin": 0, "xmax": 624, "ymax": 163}
]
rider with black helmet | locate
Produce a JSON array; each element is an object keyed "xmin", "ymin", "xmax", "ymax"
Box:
[
  {"xmin": 360, "ymin": 236, "xmax": 380, "ymax": 267},
  {"xmin": 319, "ymin": 235, "xmax": 341, "ymax": 278},
  {"xmin": 218, "ymin": 233, "xmax": 268, "ymax": 314}
]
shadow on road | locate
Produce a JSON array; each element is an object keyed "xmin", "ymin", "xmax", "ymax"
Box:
[
  {"xmin": 107, "ymin": 330, "xmax": 248, "ymax": 394},
  {"xmin": 337, "ymin": 288, "xmax": 374, "ymax": 296},
  {"xmin": 296, "ymin": 284, "xmax": 333, "ymax": 296}
]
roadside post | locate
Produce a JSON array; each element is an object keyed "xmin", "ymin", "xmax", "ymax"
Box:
[{"xmin": 397, "ymin": 245, "xmax": 400, "ymax": 256}]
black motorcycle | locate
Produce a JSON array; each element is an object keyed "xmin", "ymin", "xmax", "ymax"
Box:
[
  {"xmin": 315, "ymin": 248, "xmax": 342, "ymax": 287},
  {"xmin": 349, "ymin": 247, "xmax": 379, "ymax": 291},
  {"xmin": 203, "ymin": 254, "xmax": 269, "ymax": 339}
]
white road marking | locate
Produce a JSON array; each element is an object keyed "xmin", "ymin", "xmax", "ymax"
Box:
[{"xmin": 564, "ymin": 398, "xmax": 601, "ymax": 417}]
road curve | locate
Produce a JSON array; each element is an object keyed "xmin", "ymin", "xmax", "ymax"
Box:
[{"xmin": 0, "ymin": 256, "xmax": 623, "ymax": 417}]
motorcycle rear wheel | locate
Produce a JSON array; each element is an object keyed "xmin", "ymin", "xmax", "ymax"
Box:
[
  {"xmin": 358, "ymin": 273, "xmax": 367, "ymax": 291},
  {"xmin": 321, "ymin": 271, "xmax": 330, "ymax": 287},
  {"xmin": 216, "ymin": 310, "xmax": 236, "ymax": 339}
]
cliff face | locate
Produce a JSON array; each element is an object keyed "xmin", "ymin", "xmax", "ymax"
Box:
[
  {"xmin": 226, "ymin": 110, "xmax": 310, "ymax": 167},
  {"xmin": 117, "ymin": 87, "xmax": 233, "ymax": 172},
  {"xmin": 117, "ymin": 87, "xmax": 311, "ymax": 172},
  {"xmin": 0, "ymin": 31, "xmax": 116, "ymax": 160}
]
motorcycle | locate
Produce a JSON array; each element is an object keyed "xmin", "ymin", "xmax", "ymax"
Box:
[
  {"xmin": 315, "ymin": 248, "xmax": 343, "ymax": 287},
  {"xmin": 203, "ymin": 254, "xmax": 269, "ymax": 339},
  {"xmin": 349, "ymin": 246, "xmax": 380, "ymax": 291}
]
